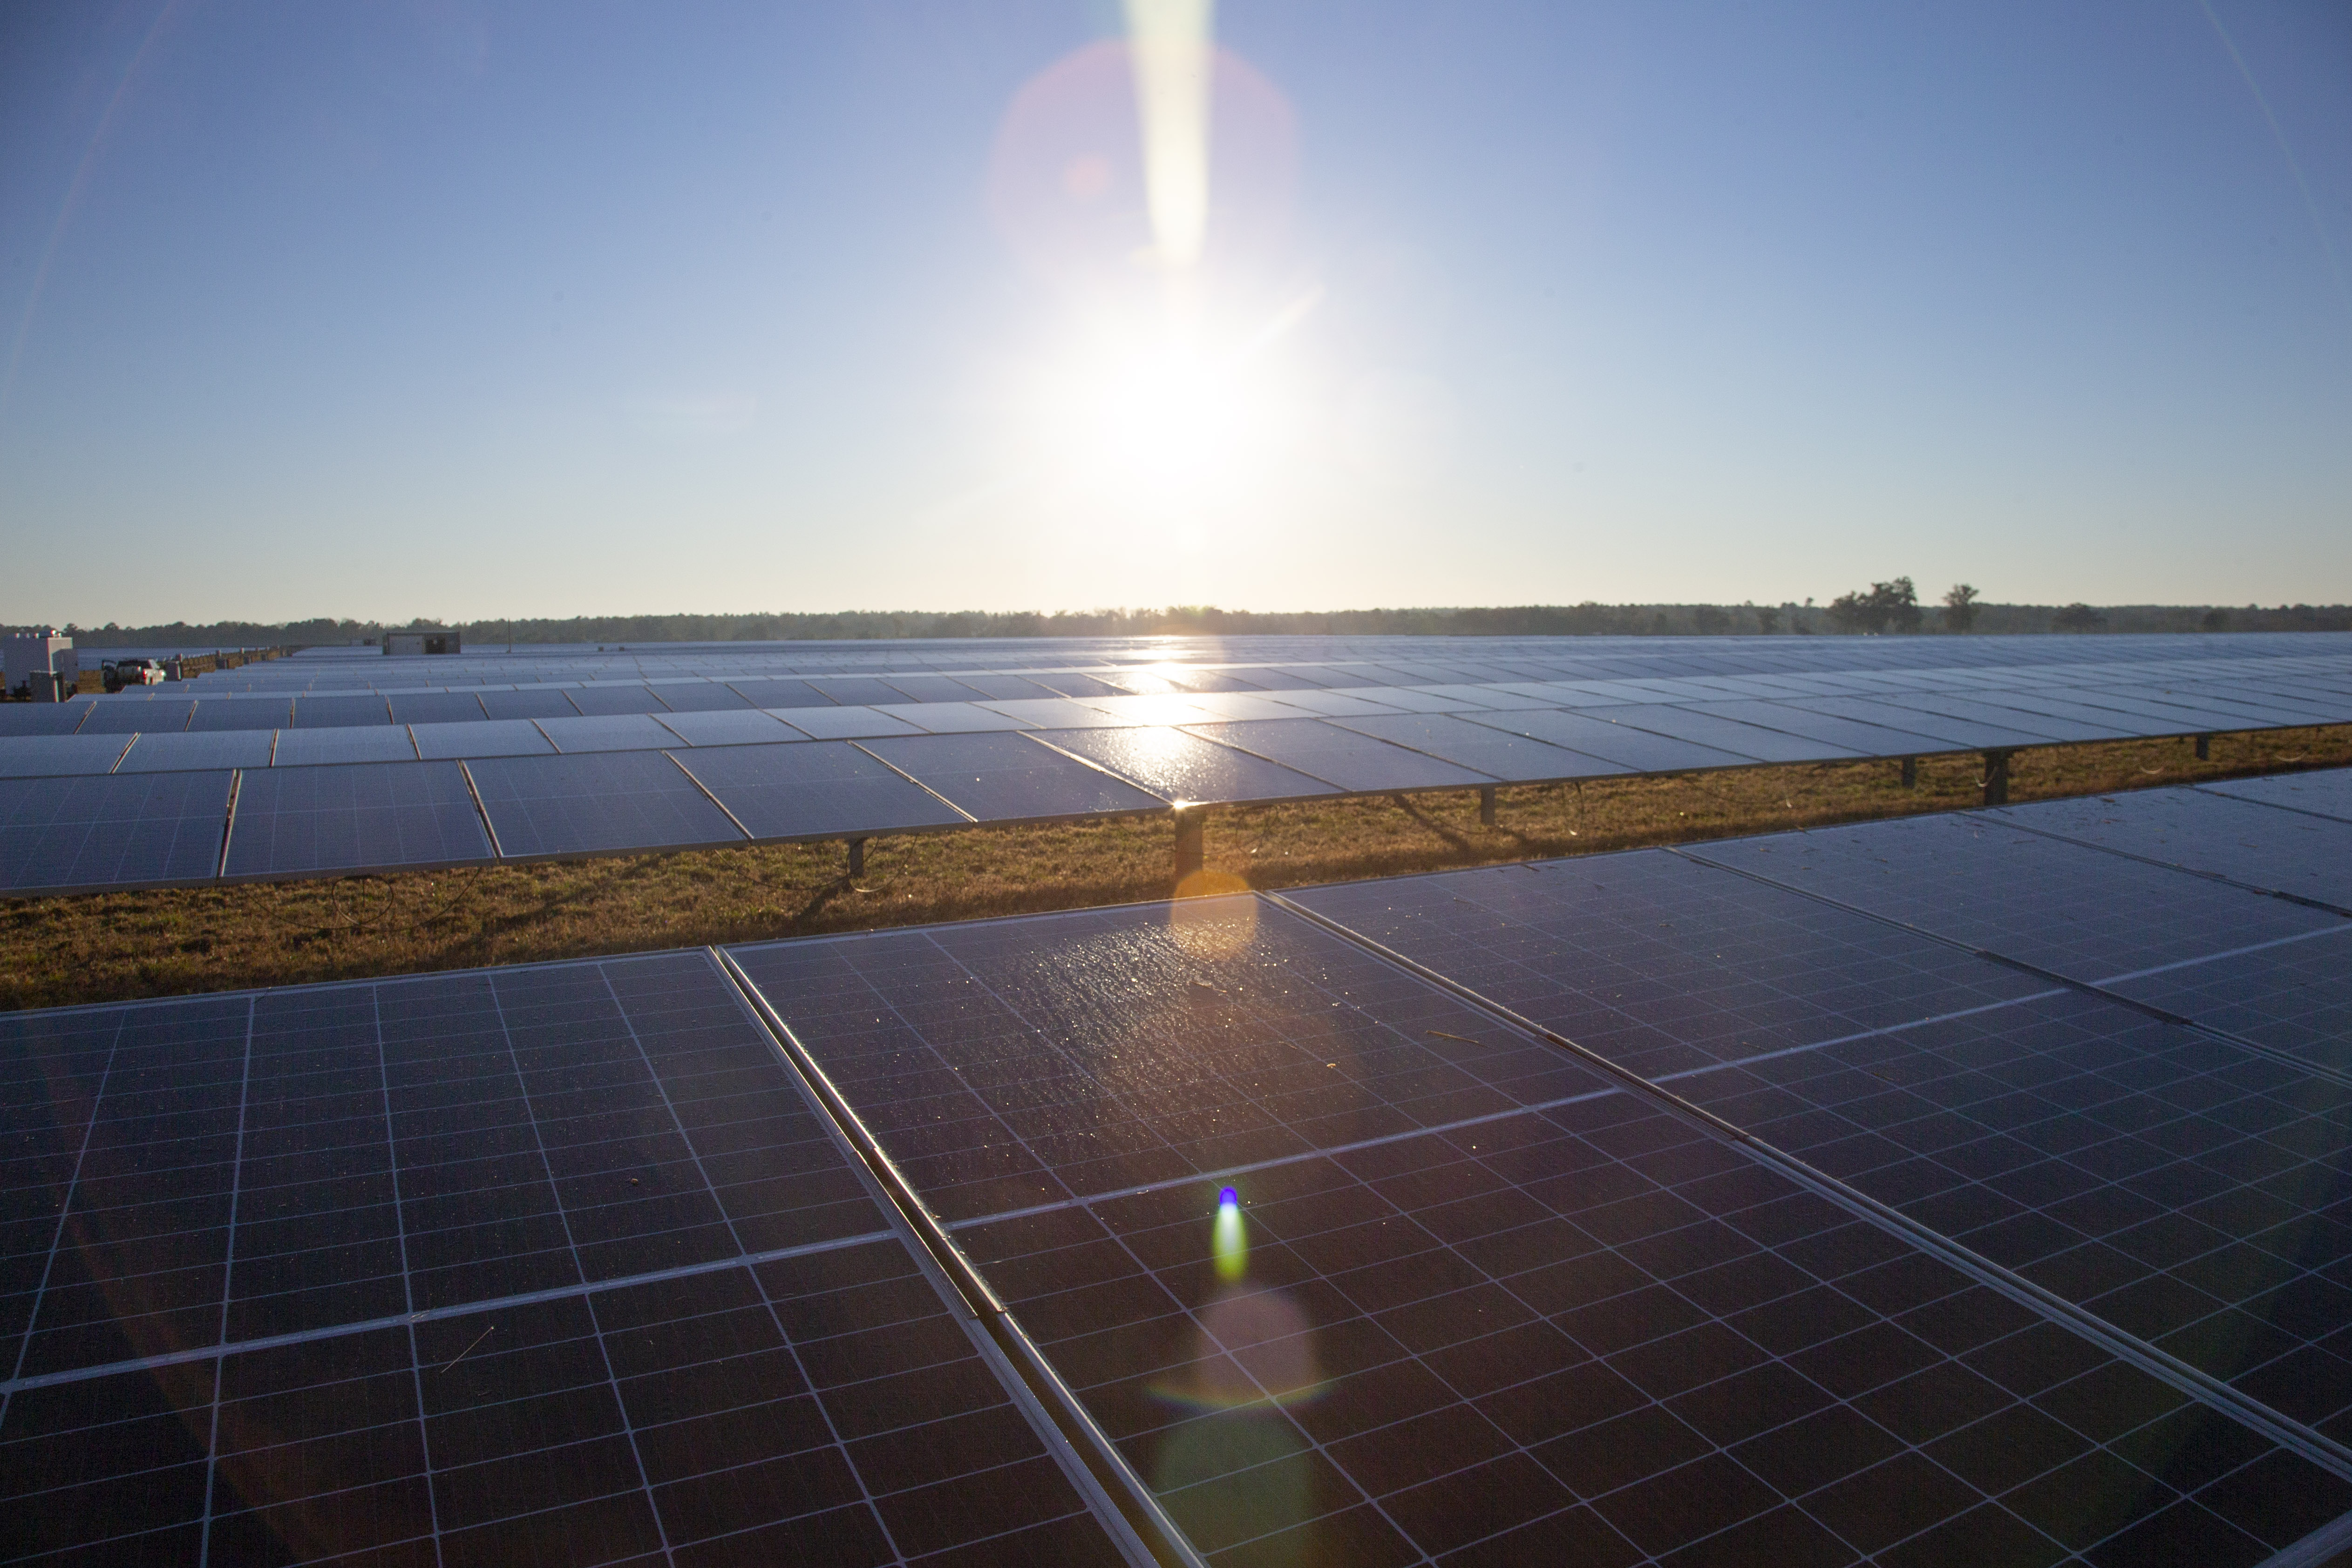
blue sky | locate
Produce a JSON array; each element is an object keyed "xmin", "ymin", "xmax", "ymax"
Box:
[{"xmin": 2, "ymin": 0, "xmax": 2346, "ymax": 624}]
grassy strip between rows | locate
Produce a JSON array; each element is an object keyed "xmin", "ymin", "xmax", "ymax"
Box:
[{"xmin": 5, "ymin": 726, "xmax": 2349, "ymax": 1013}]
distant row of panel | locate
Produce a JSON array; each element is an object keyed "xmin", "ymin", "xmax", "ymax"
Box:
[
  {"xmin": 6, "ymin": 667, "xmax": 2349, "ymax": 781},
  {"xmin": 11, "ymin": 684, "xmax": 2352, "ymax": 897}
]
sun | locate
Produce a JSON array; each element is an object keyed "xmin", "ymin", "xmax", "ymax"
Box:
[{"xmin": 1024, "ymin": 324, "xmax": 1298, "ymax": 509}]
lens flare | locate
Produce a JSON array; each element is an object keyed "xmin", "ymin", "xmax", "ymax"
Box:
[
  {"xmin": 1125, "ymin": 0, "xmax": 1213, "ymax": 271},
  {"xmin": 1214, "ymin": 1185, "xmax": 1247, "ymax": 1283}
]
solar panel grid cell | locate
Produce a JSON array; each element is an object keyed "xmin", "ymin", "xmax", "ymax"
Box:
[
  {"xmin": 223, "ymin": 760, "xmax": 492, "ymax": 877},
  {"xmin": 0, "ymin": 955, "xmax": 1135, "ymax": 1566},
  {"xmin": 465, "ymin": 751, "xmax": 746, "ymax": 857},
  {"xmin": 0, "ymin": 769, "xmax": 232, "ymax": 892},
  {"xmin": 1688, "ymin": 815, "xmax": 2339, "ymax": 983},
  {"xmin": 1986, "ymin": 789, "xmax": 2352, "ymax": 912},
  {"xmin": 730, "ymin": 904, "xmax": 2347, "ymax": 1566}
]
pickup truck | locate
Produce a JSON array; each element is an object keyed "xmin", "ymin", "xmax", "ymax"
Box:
[{"xmin": 102, "ymin": 658, "xmax": 167, "ymax": 692}]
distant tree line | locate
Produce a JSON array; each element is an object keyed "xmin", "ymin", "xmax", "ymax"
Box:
[{"xmin": 13, "ymin": 600, "xmax": 2349, "ymax": 646}]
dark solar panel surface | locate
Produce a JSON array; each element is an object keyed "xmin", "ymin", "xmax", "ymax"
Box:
[
  {"xmin": 678, "ymin": 742, "xmax": 970, "ymax": 840},
  {"xmin": 1036, "ymin": 726, "xmax": 1340, "ymax": 806},
  {"xmin": 1678, "ymin": 701, "xmax": 1962, "ymax": 757},
  {"xmin": 466, "ymin": 751, "xmax": 746, "ymax": 858},
  {"xmin": 566, "ymin": 685, "xmax": 673, "ymax": 716},
  {"xmin": 1988, "ymin": 789, "xmax": 2352, "ymax": 910},
  {"xmin": 857, "ymin": 733, "xmax": 1167, "ymax": 822},
  {"xmin": 724, "ymin": 679, "xmax": 840, "ymax": 710},
  {"xmin": 0, "ymin": 734, "xmax": 133, "ymax": 778},
  {"xmin": 269, "ymin": 724, "xmax": 421, "ymax": 767},
  {"xmin": 477, "ymin": 688, "xmax": 583, "ymax": 721},
  {"xmin": 2107, "ymin": 929, "xmax": 2352, "ymax": 1070},
  {"xmin": 412, "ymin": 716, "xmax": 557, "ymax": 760},
  {"xmin": 0, "ymin": 769, "xmax": 230, "ymax": 893},
  {"xmin": 1180, "ymin": 719, "xmax": 1498, "ymax": 792},
  {"xmin": 0, "ymin": 954, "xmax": 1131, "ymax": 1566},
  {"xmin": 1687, "ymin": 814, "xmax": 2339, "ymax": 981},
  {"xmin": 879, "ymin": 676, "xmax": 986, "ymax": 705},
  {"xmin": 387, "ymin": 691, "xmax": 489, "ymax": 726},
  {"xmin": 1292, "ymin": 862, "xmax": 2352, "ymax": 1442},
  {"xmin": 1325, "ymin": 713, "xmax": 1628, "ymax": 781},
  {"xmin": 731, "ymin": 904, "xmax": 2351, "ymax": 1566},
  {"xmin": 114, "ymin": 728, "xmax": 276, "ymax": 772},
  {"xmin": 652, "ymin": 709, "xmax": 802, "ymax": 748},
  {"xmin": 811, "ymin": 679, "xmax": 916, "ymax": 709},
  {"xmin": 186, "ymin": 697, "xmax": 295, "ymax": 733},
  {"xmin": 1590, "ymin": 705, "xmax": 1865, "ymax": 763},
  {"xmin": 1288, "ymin": 853, "xmax": 2060, "ymax": 1081},
  {"xmin": 1458, "ymin": 708, "xmax": 1754, "ymax": 773},
  {"xmin": 224, "ymin": 760, "xmax": 493, "ymax": 876},
  {"xmin": 2204, "ymin": 768, "xmax": 2352, "ymax": 825},
  {"xmin": 1779, "ymin": 698, "xmax": 2053, "ymax": 751},
  {"xmin": 288, "ymin": 693, "xmax": 394, "ymax": 728},
  {"xmin": 537, "ymin": 713, "xmax": 683, "ymax": 753},
  {"xmin": 0, "ymin": 704, "xmax": 96, "ymax": 738},
  {"xmin": 74, "ymin": 698, "xmax": 190, "ymax": 735},
  {"xmin": 647, "ymin": 682, "xmax": 752, "ymax": 713}
]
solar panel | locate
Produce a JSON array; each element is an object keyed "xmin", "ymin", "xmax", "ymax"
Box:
[
  {"xmin": 466, "ymin": 750, "xmax": 747, "ymax": 857},
  {"xmin": 114, "ymin": 729, "xmax": 276, "ymax": 772},
  {"xmin": 1869, "ymin": 694, "xmax": 2128, "ymax": 744},
  {"xmin": 74, "ymin": 698, "xmax": 190, "ymax": 735},
  {"xmin": 1288, "ymin": 852, "xmax": 2059, "ymax": 1081},
  {"xmin": 1324, "ymin": 713, "xmax": 1630, "ymax": 781},
  {"xmin": 387, "ymin": 691, "xmax": 489, "ymax": 726},
  {"xmin": 723, "ymin": 679, "xmax": 840, "ymax": 710},
  {"xmin": 268, "ymin": 724, "xmax": 421, "ymax": 767},
  {"xmin": 675, "ymin": 742, "xmax": 971, "ymax": 840},
  {"xmin": 410, "ymin": 717, "xmax": 558, "ymax": 760},
  {"xmin": 0, "ymin": 769, "xmax": 231, "ymax": 893},
  {"xmin": 564, "ymin": 684, "xmax": 673, "ymax": 716},
  {"xmin": 1035, "ymin": 725, "xmax": 1340, "ymax": 806},
  {"xmin": 1778, "ymin": 697, "xmax": 2054, "ymax": 751},
  {"xmin": 651, "ymin": 708, "xmax": 802, "ymax": 748},
  {"xmin": 223, "ymin": 760, "xmax": 493, "ymax": 876},
  {"xmin": 1988, "ymin": 788, "xmax": 2352, "ymax": 911},
  {"xmin": 948, "ymin": 673, "xmax": 1062, "ymax": 702},
  {"xmin": 2105, "ymin": 928, "xmax": 2352, "ymax": 1069},
  {"xmin": 0, "ymin": 953, "xmax": 1138, "ymax": 1565},
  {"xmin": 1179, "ymin": 719, "xmax": 1498, "ymax": 792},
  {"xmin": 2204, "ymin": 768, "xmax": 2352, "ymax": 825},
  {"xmin": 1454, "ymin": 708, "xmax": 1753, "ymax": 773},
  {"xmin": 476, "ymin": 688, "xmax": 582, "ymax": 720},
  {"xmin": 185, "ymin": 697, "xmax": 295, "ymax": 733},
  {"xmin": 728, "ymin": 904, "xmax": 2352, "ymax": 1564},
  {"xmin": 873, "ymin": 701, "xmax": 1038, "ymax": 734},
  {"xmin": 286, "ymin": 693, "xmax": 394, "ymax": 728},
  {"xmin": 808, "ymin": 678, "xmax": 913, "ymax": 708},
  {"xmin": 770, "ymin": 705, "xmax": 926, "ymax": 740},
  {"xmin": 0, "ymin": 703, "xmax": 97, "ymax": 738},
  {"xmin": 877, "ymin": 675, "xmax": 986, "ymax": 704},
  {"xmin": 855, "ymin": 733, "xmax": 1169, "ymax": 823},
  {"xmin": 0, "ymin": 734, "xmax": 133, "ymax": 778},
  {"xmin": 1585, "ymin": 704, "xmax": 1868, "ymax": 763},
  {"xmin": 646, "ymin": 681, "xmax": 752, "ymax": 712},
  {"xmin": 1287, "ymin": 858, "xmax": 2352, "ymax": 1438},
  {"xmin": 1679, "ymin": 699, "xmax": 1962, "ymax": 757},
  {"xmin": 1688, "ymin": 814, "xmax": 2339, "ymax": 982},
  {"xmin": 535, "ymin": 713, "xmax": 681, "ymax": 753}
]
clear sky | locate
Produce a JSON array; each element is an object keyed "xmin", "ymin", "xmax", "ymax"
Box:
[{"xmin": 3, "ymin": 0, "xmax": 2347, "ymax": 625}]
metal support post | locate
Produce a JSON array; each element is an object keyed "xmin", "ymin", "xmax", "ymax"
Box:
[
  {"xmin": 1981, "ymin": 750, "xmax": 2011, "ymax": 807},
  {"xmin": 2195, "ymin": 734, "xmax": 2210, "ymax": 760},
  {"xmin": 1899, "ymin": 757, "xmax": 1917, "ymax": 788},
  {"xmin": 846, "ymin": 837, "xmax": 866, "ymax": 879},
  {"xmin": 1479, "ymin": 787, "xmax": 1497, "ymax": 828},
  {"xmin": 1173, "ymin": 810, "xmax": 1205, "ymax": 884}
]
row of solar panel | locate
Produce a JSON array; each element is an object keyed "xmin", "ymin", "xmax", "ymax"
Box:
[
  {"xmin": 9, "ymin": 675, "xmax": 2352, "ymax": 896},
  {"xmin": 53, "ymin": 639, "xmax": 2352, "ymax": 714},
  {"xmin": 6, "ymin": 662, "xmax": 2349, "ymax": 779},
  {"xmin": 7, "ymin": 771, "xmax": 2352, "ymax": 1562},
  {"xmin": 169, "ymin": 629, "xmax": 2352, "ymax": 700}
]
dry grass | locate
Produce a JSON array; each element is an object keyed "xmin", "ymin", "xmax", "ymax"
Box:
[{"xmin": 5, "ymin": 725, "xmax": 2347, "ymax": 1013}]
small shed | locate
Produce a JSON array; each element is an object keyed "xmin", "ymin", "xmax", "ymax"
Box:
[{"xmin": 384, "ymin": 631, "xmax": 462, "ymax": 656}]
